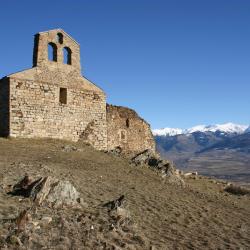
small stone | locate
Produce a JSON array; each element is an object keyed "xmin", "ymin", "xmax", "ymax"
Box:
[
  {"xmin": 41, "ymin": 216, "xmax": 52, "ymax": 224},
  {"xmin": 9, "ymin": 235, "xmax": 22, "ymax": 246},
  {"xmin": 31, "ymin": 221, "xmax": 39, "ymax": 227},
  {"xmin": 116, "ymin": 207, "xmax": 130, "ymax": 219},
  {"xmin": 77, "ymin": 198, "xmax": 88, "ymax": 207},
  {"xmin": 16, "ymin": 210, "xmax": 30, "ymax": 231},
  {"xmin": 62, "ymin": 145, "xmax": 78, "ymax": 152},
  {"xmin": 107, "ymin": 146, "xmax": 122, "ymax": 156}
]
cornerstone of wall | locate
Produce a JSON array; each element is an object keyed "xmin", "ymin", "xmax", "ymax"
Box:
[{"xmin": 0, "ymin": 29, "xmax": 155, "ymax": 154}]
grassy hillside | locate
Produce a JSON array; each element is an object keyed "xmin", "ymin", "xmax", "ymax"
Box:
[{"xmin": 0, "ymin": 138, "xmax": 250, "ymax": 249}]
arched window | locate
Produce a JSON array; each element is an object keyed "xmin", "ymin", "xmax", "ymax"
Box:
[
  {"xmin": 57, "ymin": 33, "xmax": 63, "ymax": 44},
  {"xmin": 63, "ymin": 47, "xmax": 72, "ymax": 65},
  {"xmin": 48, "ymin": 43, "xmax": 57, "ymax": 62}
]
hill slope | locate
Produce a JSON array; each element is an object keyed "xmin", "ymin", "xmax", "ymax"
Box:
[{"xmin": 0, "ymin": 138, "xmax": 250, "ymax": 249}]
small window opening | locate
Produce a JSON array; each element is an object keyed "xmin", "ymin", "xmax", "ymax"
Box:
[
  {"xmin": 59, "ymin": 88, "xmax": 67, "ymax": 104},
  {"xmin": 120, "ymin": 130, "xmax": 126, "ymax": 140},
  {"xmin": 126, "ymin": 119, "xmax": 130, "ymax": 128},
  {"xmin": 48, "ymin": 43, "xmax": 57, "ymax": 62},
  {"xmin": 57, "ymin": 33, "xmax": 63, "ymax": 44},
  {"xmin": 93, "ymin": 93, "xmax": 100, "ymax": 100},
  {"xmin": 63, "ymin": 47, "xmax": 72, "ymax": 65}
]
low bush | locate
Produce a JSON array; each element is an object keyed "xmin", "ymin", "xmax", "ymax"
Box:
[{"xmin": 224, "ymin": 184, "xmax": 250, "ymax": 196}]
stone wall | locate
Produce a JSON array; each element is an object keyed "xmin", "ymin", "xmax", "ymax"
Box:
[
  {"xmin": 6, "ymin": 76, "xmax": 107, "ymax": 150},
  {"xmin": 106, "ymin": 104, "xmax": 156, "ymax": 155},
  {"xmin": 0, "ymin": 77, "xmax": 10, "ymax": 137}
]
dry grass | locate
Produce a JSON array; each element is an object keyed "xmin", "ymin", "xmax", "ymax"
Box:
[{"xmin": 0, "ymin": 138, "xmax": 250, "ymax": 249}]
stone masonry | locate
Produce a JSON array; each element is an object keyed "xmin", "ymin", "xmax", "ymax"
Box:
[
  {"xmin": 0, "ymin": 29, "xmax": 155, "ymax": 153},
  {"xmin": 107, "ymin": 104, "xmax": 155, "ymax": 155}
]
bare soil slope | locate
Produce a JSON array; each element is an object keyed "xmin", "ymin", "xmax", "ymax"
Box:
[{"xmin": 0, "ymin": 138, "xmax": 250, "ymax": 249}]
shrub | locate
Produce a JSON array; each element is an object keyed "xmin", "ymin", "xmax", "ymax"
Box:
[{"xmin": 224, "ymin": 184, "xmax": 250, "ymax": 196}]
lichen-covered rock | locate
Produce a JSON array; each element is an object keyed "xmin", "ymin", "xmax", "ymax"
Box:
[
  {"xmin": 10, "ymin": 176, "xmax": 81, "ymax": 207},
  {"xmin": 42, "ymin": 179, "xmax": 80, "ymax": 206}
]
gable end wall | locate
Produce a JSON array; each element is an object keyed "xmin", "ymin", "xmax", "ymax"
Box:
[{"xmin": 8, "ymin": 77, "xmax": 107, "ymax": 150}]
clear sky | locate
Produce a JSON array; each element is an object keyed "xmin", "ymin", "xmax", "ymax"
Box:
[{"xmin": 0, "ymin": 0, "xmax": 249, "ymax": 129}]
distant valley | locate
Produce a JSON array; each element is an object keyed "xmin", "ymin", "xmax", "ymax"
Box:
[{"xmin": 153, "ymin": 123, "xmax": 250, "ymax": 185}]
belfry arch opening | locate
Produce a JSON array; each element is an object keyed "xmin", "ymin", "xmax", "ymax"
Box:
[
  {"xmin": 57, "ymin": 33, "xmax": 63, "ymax": 44},
  {"xmin": 48, "ymin": 43, "xmax": 57, "ymax": 62},
  {"xmin": 63, "ymin": 47, "xmax": 72, "ymax": 65}
]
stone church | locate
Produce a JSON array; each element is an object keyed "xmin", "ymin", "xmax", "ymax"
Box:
[{"xmin": 0, "ymin": 29, "xmax": 155, "ymax": 154}]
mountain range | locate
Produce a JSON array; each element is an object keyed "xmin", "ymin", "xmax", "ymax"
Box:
[
  {"xmin": 153, "ymin": 123, "xmax": 250, "ymax": 185},
  {"xmin": 153, "ymin": 123, "xmax": 249, "ymax": 136}
]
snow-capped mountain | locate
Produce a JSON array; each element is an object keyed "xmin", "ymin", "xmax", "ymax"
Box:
[
  {"xmin": 153, "ymin": 123, "xmax": 248, "ymax": 136},
  {"xmin": 152, "ymin": 128, "xmax": 183, "ymax": 136},
  {"xmin": 186, "ymin": 123, "xmax": 248, "ymax": 134},
  {"xmin": 154, "ymin": 122, "xmax": 250, "ymax": 181},
  {"xmin": 245, "ymin": 126, "xmax": 250, "ymax": 133}
]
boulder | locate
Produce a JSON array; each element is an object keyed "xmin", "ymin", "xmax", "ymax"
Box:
[
  {"xmin": 10, "ymin": 176, "xmax": 81, "ymax": 207},
  {"xmin": 106, "ymin": 146, "xmax": 123, "ymax": 156}
]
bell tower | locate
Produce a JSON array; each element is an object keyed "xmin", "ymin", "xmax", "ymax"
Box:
[{"xmin": 32, "ymin": 29, "xmax": 81, "ymax": 74}]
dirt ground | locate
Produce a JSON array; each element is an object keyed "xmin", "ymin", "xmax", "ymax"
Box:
[{"xmin": 0, "ymin": 138, "xmax": 249, "ymax": 249}]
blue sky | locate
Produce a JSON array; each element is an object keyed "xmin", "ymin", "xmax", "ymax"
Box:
[{"xmin": 0, "ymin": 0, "xmax": 249, "ymax": 129}]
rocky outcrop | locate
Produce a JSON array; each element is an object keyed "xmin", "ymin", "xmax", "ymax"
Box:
[
  {"xmin": 131, "ymin": 149, "xmax": 185, "ymax": 186},
  {"xmin": 103, "ymin": 195, "xmax": 126, "ymax": 212}
]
